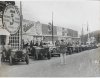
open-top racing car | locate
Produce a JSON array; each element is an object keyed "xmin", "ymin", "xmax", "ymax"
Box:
[{"xmin": 1, "ymin": 45, "xmax": 29, "ymax": 65}]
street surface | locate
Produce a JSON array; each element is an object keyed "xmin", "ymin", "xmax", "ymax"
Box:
[{"xmin": 0, "ymin": 48, "xmax": 100, "ymax": 77}]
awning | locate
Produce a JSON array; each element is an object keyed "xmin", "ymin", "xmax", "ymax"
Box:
[{"xmin": 0, "ymin": 28, "xmax": 10, "ymax": 35}]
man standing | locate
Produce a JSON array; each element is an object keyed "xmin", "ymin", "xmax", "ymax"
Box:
[
  {"xmin": 40, "ymin": 40, "xmax": 43, "ymax": 47},
  {"xmin": 60, "ymin": 39, "xmax": 66, "ymax": 64}
]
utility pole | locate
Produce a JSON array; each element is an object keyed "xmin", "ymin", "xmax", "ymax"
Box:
[
  {"xmin": 52, "ymin": 12, "xmax": 54, "ymax": 44},
  {"xmin": 87, "ymin": 22, "xmax": 89, "ymax": 42},
  {"xmin": 81, "ymin": 25, "xmax": 84, "ymax": 44},
  {"xmin": 20, "ymin": 1, "xmax": 23, "ymax": 50}
]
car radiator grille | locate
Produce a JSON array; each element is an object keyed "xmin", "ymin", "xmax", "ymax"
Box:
[{"xmin": 16, "ymin": 51, "xmax": 23, "ymax": 58}]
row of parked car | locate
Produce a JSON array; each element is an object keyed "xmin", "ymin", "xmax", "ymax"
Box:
[{"xmin": 0, "ymin": 42, "xmax": 99, "ymax": 65}]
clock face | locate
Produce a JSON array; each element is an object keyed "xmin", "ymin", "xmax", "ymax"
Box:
[{"xmin": 3, "ymin": 5, "xmax": 20, "ymax": 34}]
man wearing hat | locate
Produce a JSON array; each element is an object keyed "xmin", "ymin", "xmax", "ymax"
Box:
[{"xmin": 60, "ymin": 39, "xmax": 67, "ymax": 64}]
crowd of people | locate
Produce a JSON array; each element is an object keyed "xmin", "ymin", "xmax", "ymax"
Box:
[{"xmin": 22, "ymin": 39, "xmax": 44, "ymax": 48}]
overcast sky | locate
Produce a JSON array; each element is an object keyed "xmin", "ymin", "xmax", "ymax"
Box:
[{"xmin": 16, "ymin": 0, "xmax": 100, "ymax": 35}]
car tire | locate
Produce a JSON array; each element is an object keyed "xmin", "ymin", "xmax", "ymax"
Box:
[
  {"xmin": 51, "ymin": 54, "xmax": 53, "ymax": 57},
  {"xmin": 1, "ymin": 54, "xmax": 5, "ymax": 62},
  {"xmin": 25, "ymin": 55, "xmax": 29, "ymax": 64},
  {"xmin": 47, "ymin": 52, "xmax": 51, "ymax": 59},
  {"xmin": 9, "ymin": 56, "xmax": 13, "ymax": 65}
]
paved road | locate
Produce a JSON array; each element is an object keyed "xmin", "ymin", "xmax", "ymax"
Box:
[{"xmin": 0, "ymin": 48, "xmax": 100, "ymax": 77}]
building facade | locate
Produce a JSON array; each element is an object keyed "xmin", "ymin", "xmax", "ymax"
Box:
[
  {"xmin": 0, "ymin": 16, "xmax": 79, "ymax": 49},
  {"xmin": 22, "ymin": 20, "xmax": 79, "ymax": 45}
]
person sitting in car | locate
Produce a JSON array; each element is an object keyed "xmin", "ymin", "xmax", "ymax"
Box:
[
  {"xmin": 29, "ymin": 40, "xmax": 34, "ymax": 48},
  {"xmin": 34, "ymin": 41, "xmax": 38, "ymax": 46},
  {"xmin": 39, "ymin": 40, "xmax": 43, "ymax": 47},
  {"xmin": 55, "ymin": 40, "xmax": 60, "ymax": 46}
]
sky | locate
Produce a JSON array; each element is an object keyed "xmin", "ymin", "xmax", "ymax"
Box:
[{"xmin": 16, "ymin": 0, "xmax": 100, "ymax": 35}]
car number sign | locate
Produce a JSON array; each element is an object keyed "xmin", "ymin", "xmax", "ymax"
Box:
[{"xmin": 3, "ymin": 5, "xmax": 20, "ymax": 34}]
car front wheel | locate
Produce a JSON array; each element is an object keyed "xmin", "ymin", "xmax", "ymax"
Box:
[
  {"xmin": 9, "ymin": 56, "xmax": 13, "ymax": 65},
  {"xmin": 47, "ymin": 52, "xmax": 51, "ymax": 59},
  {"xmin": 25, "ymin": 55, "xmax": 29, "ymax": 64}
]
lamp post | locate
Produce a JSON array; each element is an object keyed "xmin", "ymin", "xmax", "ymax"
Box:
[
  {"xmin": 20, "ymin": 1, "xmax": 23, "ymax": 50},
  {"xmin": 87, "ymin": 22, "xmax": 89, "ymax": 42},
  {"xmin": 52, "ymin": 12, "xmax": 54, "ymax": 44}
]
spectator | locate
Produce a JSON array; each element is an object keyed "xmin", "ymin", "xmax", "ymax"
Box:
[
  {"xmin": 4, "ymin": 43, "xmax": 12, "ymax": 60},
  {"xmin": 30, "ymin": 40, "xmax": 33, "ymax": 48},
  {"xmin": 34, "ymin": 41, "xmax": 38, "ymax": 46},
  {"xmin": 32, "ymin": 40, "xmax": 34, "ymax": 46},
  {"xmin": 60, "ymin": 40, "xmax": 66, "ymax": 64},
  {"xmin": 40, "ymin": 40, "xmax": 43, "ymax": 47},
  {"xmin": 55, "ymin": 40, "xmax": 60, "ymax": 46}
]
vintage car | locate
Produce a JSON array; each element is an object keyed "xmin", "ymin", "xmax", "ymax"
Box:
[
  {"xmin": 96, "ymin": 43, "xmax": 100, "ymax": 48},
  {"xmin": 90, "ymin": 43, "xmax": 98, "ymax": 49},
  {"xmin": 47, "ymin": 44, "xmax": 60, "ymax": 57},
  {"xmin": 30, "ymin": 45, "xmax": 51, "ymax": 60},
  {"xmin": 67, "ymin": 46, "xmax": 74, "ymax": 54},
  {"xmin": 1, "ymin": 46, "xmax": 11, "ymax": 62},
  {"xmin": 50, "ymin": 46, "xmax": 60, "ymax": 57},
  {"xmin": 1, "ymin": 47, "xmax": 29, "ymax": 65}
]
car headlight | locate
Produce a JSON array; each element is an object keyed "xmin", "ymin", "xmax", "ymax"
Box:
[
  {"xmin": 49, "ymin": 47, "xmax": 52, "ymax": 51},
  {"xmin": 22, "ymin": 49, "xmax": 27, "ymax": 54}
]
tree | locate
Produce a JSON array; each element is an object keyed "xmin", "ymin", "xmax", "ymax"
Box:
[{"xmin": 0, "ymin": 1, "xmax": 15, "ymax": 12}]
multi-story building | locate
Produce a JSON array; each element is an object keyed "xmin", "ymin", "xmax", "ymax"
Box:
[
  {"xmin": 42, "ymin": 23, "xmax": 57, "ymax": 42},
  {"xmin": 22, "ymin": 20, "xmax": 79, "ymax": 45}
]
